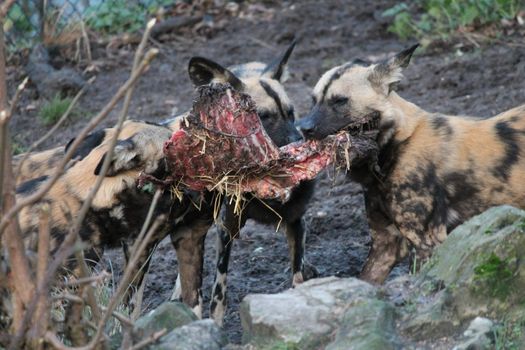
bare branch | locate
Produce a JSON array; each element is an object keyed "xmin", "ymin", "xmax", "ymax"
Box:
[
  {"xmin": 27, "ymin": 204, "xmax": 51, "ymax": 349},
  {"xmin": 99, "ymin": 307, "xmax": 134, "ymax": 328},
  {"xmin": 0, "ymin": 0, "xmax": 16, "ymax": 19},
  {"xmin": 8, "ymin": 77, "xmax": 28, "ymax": 117},
  {"xmin": 52, "ymin": 293, "xmax": 85, "ymax": 304},
  {"xmin": 61, "ymin": 272, "xmax": 110, "ymax": 287},
  {"xmin": 73, "ymin": 250, "xmax": 102, "ymax": 323},
  {"xmin": 129, "ymin": 329, "xmax": 167, "ymax": 350},
  {"xmin": 0, "ymin": 110, "xmax": 8, "ymax": 209}
]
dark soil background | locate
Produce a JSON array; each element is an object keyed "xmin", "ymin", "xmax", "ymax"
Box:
[{"xmin": 6, "ymin": 0, "xmax": 525, "ymax": 344}]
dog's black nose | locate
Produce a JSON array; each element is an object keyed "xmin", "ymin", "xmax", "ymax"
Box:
[
  {"xmin": 296, "ymin": 118, "xmax": 317, "ymax": 139},
  {"xmin": 287, "ymin": 130, "xmax": 304, "ymax": 144}
]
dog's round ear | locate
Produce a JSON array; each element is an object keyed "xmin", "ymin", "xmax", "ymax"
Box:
[
  {"xmin": 94, "ymin": 139, "xmax": 139, "ymax": 177},
  {"xmin": 188, "ymin": 57, "xmax": 244, "ymax": 91},
  {"xmin": 262, "ymin": 39, "xmax": 297, "ymax": 82},
  {"xmin": 369, "ymin": 44, "xmax": 419, "ymax": 95},
  {"xmin": 66, "ymin": 129, "xmax": 107, "ymax": 161}
]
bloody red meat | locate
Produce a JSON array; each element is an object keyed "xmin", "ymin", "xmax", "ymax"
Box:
[{"xmin": 162, "ymin": 84, "xmax": 377, "ymax": 200}]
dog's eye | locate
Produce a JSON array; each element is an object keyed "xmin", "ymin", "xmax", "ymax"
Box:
[
  {"xmin": 330, "ymin": 96, "xmax": 348, "ymax": 106},
  {"xmin": 259, "ymin": 112, "xmax": 271, "ymax": 121},
  {"xmin": 287, "ymin": 107, "xmax": 295, "ymax": 119}
]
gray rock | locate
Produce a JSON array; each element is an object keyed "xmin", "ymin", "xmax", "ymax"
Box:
[
  {"xmin": 402, "ymin": 205, "xmax": 525, "ymax": 340},
  {"xmin": 134, "ymin": 301, "xmax": 197, "ymax": 338},
  {"xmin": 326, "ymin": 299, "xmax": 401, "ymax": 350},
  {"xmin": 26, "ymin": 44, "xmax": 85, "ymax": 99},
  {"xmin": 453, "ymin": 317, "xmax": 494, "ymax": 350},
  {"xmin": 151, "ymin": 319, "xmax": 227, "ymax": 350},
  {"xmin": 241, "ymin": 276, "xmax": 384, "ymax": 349}
]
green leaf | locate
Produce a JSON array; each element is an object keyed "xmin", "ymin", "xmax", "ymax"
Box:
[
  {"xmin": 381, "ymin": 3, "xmax": 409, "ymax": 17},
  {"xmin": 461, "ymin": 5, "xmax": 479, "ymax": 25}
]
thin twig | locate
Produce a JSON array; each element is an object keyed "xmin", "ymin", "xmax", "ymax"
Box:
[
  {"xmin": 129, "ymin": 329, "xmax": 167, "ymax": 350},
  {"xmin": 73, "ymin": 250, "xmax": 102, "ymax": 323},
  {"xmin": 14, "ymin": 78, "xmax": 93, "ymax": 179},
  {"xmin": 0, "ymin": 0, "xmax": 16, "ymax": 19},
  {"xmin": 27, "ymin": 204, "xmax": 51, "ymax": 349},
  {"xmin": 103, "ymin": 309, "xmax": 134, "ymax": 329},
  {"xmin": 120, "ymin": 281, "xmax": 145, "ymax": 349},
  {"xmin": 0, "ymin": 110, "xmax": 7, "ymax": 209},
  {"xmin": 1, "ymin": 77, "xmax": 28, "ymax": 204},
  {"xmin": 121, "ymin": 189, "xmax": 161, "ymax": 349},
  {"xmin": 80, "ymin": 20, "xmax": 92, "ymax": 63},
  {"xmin": 61, "ymin": 272, "xmax": 110, "ymax": 287},
  {"xmin": 52, "ymin": 293, "xmax": 85, "ymax": 304},
  {"xmin": 126, "ymin": 189, "xmax": 162, "ymax": 289},
  {"xmin": 8, "ymin": 77, "xmax": 28, "ymax": 119}
]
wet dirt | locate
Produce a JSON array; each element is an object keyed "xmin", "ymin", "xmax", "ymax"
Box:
[{"xmin": 7, "ymin": 0, "xmax": 525, "ymax": 345}]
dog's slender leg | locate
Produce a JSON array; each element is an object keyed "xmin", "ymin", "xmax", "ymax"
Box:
[
  {"xmin": 285, "ymin": 218, "xmax": 318, "ymax": 286},
  {"xmin": 210, "ymin": 203, "xmax": 246, "ymax": 326},
  {"xmin": 171, "ymin": 219, "xmax": 212, "ymax": 318},
  {"xmin": 360, "ymin": 223, "xmax": 408, "ymax": 284},
  {"xmin": 359, "ymin": 194, "xmax": 408, "ymax": 284},
  {"xmin": 122, "ymin": 238, "xmax": 160, "ymax": 308}
]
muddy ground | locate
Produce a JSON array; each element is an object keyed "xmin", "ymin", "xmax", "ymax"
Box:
[{"xmin": 7, "ymin": 0, "xmax": 525, "ymax": 344}]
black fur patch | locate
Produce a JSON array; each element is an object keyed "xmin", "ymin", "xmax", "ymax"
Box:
[
  {"xmin": 443, "ymin": 171, "xmax": 478, "ymax": 205},
  {"xmin": 93, "ymin": 153, "xmax": 107, "ymax": 176},
  {"xmin": 79, "ymin": 186, "xmax": 174, "ymax": 247},
  {"xmin": 378, "ymin": 138, "xmax": 406, "ymax": 177},
  {"xmin": 321, "ymin": 70, "xmax": 343, "ymax": 102},
  {"xmin": 214, "ymin": 282, "xmax": 224, "ymax": 300},
  {"xmin": 259, "ymin": 81, "xmax": 287, "ymax": 120},
  {"xmin": 493, "ymin": 121, "xmax": 520, "ymax": 181},
  {"xmin": 16, "ymin": 175, "xmax": 48, "ymax": 195},
  {"xmin": 66, "ymin": 129, "xmax": 106, "ymax": 160},
  {"xmin": 393, "ymin": 164, "xmax": 443, "ymax": 234},
  {"xmin": 431, "ymin": 116, "xmax": 453, "ymax": 137},
  {"xmin": 351, "ymin": 58, "xmax": 371, "ymax": 66}
]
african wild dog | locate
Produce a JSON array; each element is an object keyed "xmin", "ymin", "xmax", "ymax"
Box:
[
  {"xmin": 297, "ymin": 45, "xmax": 525, "ymax": 284},
  {"xmin": 16, "ymin": 120, "xmax": 214, "ymax": 305},
  {"xmin": 169, "ymin": 42, "xmax": 317, "ymax": 324}
]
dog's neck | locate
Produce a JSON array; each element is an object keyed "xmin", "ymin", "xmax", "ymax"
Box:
[{"xmin": 376, "ymin": 92, "xmax": 427, "ymax": 147}]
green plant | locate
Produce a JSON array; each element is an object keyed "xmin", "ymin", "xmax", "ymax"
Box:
[
  {"xmin": 493, "ymin": 317, "xmax": 525, "ymax": 350},
  {"xmin": 473, "ymin": 252, "xmax": 514, "ymax": 300},
  {"xmin": 266, "ymin": 341, "xmax": 300, "ymax": 350},
  {"xmin": 39, "ymin": 95, "xmax": 74, "ymax": 126},
  {"xmin": 11, "ymin": 141, "xmax": 27, "ymax": 155},
  {"xmin": 382, "ymin": 0, "xmax": 525, "ymax": 40},
  {"xmin": 517, "ymin": 219, "xmax": 525, "ymax": 231},
  {"xmin": 84, "ymin": 0, "xmax": 172, "ymax": 34},
  {"xmin": 4, "ymin": 3, "xmax": 34, "ymax": 35}
]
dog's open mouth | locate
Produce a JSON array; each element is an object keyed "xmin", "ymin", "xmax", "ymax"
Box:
[{"xmin": 342, "ymin": 112, "xmax": 380, "ymax": 137}]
